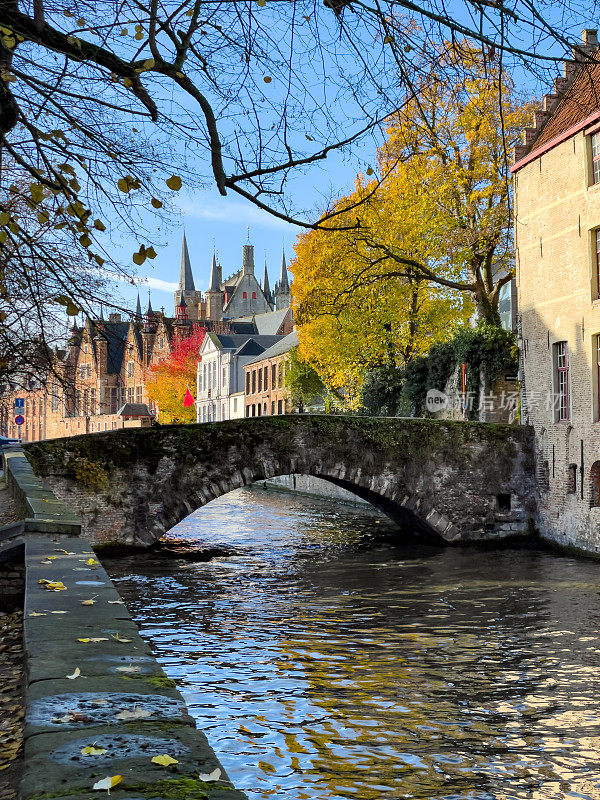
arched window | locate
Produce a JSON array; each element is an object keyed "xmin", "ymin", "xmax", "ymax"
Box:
[
  {"xmin": 590, "ymin": 461, "xmax": 600, "ymax": 507},
  {"xmin": 567, "ymin": 464, "xmax": 578, "ymax": 494}
]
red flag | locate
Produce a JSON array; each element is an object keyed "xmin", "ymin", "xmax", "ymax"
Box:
[{"xmin": 183, "ymin": 388, "xmax": 194, "ymax": 408}]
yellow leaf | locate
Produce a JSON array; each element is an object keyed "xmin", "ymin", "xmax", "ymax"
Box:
[
  {"xmin": 82, "ymin": 745, "xmax": 108, "ymax": 755},
  {"xmin": 146, "ymin": 246, "xmax": 157, "ymax": 259},
  {"xmin": 117, "ymin": 178, "xmax": 130, "ymax": 193},
  {"xmin": 123, "ymin": 77, "xmax": 133, "ymax": 88},
  {"xmin": 81, "ymin": 598, "xmax": 95, "ymax": 606},
  {"xmin": 112, "ymin": 633, "xmax": 132, "ymax": 643},
  {"xmin": 151, "ymin": 754, "xmax": 179, "ymax": 767},
  {"xmin": 166, "ymin": 175, "xmax": 182, "ymax": 191},
  {"xmin": 143, "ymin": 58, "xmax": 155, "ymax": 69},
  {"xmin": 86, "ymin": 558, "xmax": 99, "ymax": 565},
  {"xmin": 151, "ymin": 197, "xmax": 163, "ymax": 209},
  {"xmin": 93, "ymin": 219, "xmax": 106, "ymax": 231},
  {"xmin": 66, "ymin": 667, "xmax": 81, "ymax": 679},
  {"xmin": 92, "ymin": 775, "xmax": 123, "ymax": 791}
]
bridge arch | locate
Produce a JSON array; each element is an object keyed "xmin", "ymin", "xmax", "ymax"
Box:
[{"xmin": 24, "ymin": 416, "xmax": 537, "ymax": 548}]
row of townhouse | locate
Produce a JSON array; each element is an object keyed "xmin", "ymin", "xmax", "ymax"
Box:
[{"xmin": 196, "ymin": 330, "xmax": 298, "ymax": 422}]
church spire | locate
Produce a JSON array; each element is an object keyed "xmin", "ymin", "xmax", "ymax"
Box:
[
  {"xmin": 279, "ymin": 249, "xmax": 290, "ymax": 291},
  {"xmin": 146, "ymin": 291, "xmax": 153, "ymax": 316},
  {"xmin": 208, "ymin": 250, "xmax": 220, "ymax": 292},
  {"xmin": 135, "ymin": 292, "xmax": 142, "ymax": 320},
  {"xmin": 263, "ymin": 258, "xmax": 271, "ymax": 300},
  {"xmin": 179, "ymin": 231, "xmax": 195, "ymax": 292}
]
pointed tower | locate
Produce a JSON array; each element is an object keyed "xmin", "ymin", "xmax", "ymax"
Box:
[
  {"xmin": 135, "ymin": 293, "xmax": 142, "ymax": 322},
  {"xmin": 174, "ymin": 231, "xmax": 202, "ymax": 322},
  {"xmin": 275, "ymin": 250, "xmax": 291, "ymax": 311},
  {"xmin": 262, "ymin": 258, "xmax": 273, "ymax": 308},
  {"xmin": 206, "ymin": 251, "xmax": 224, "ymax": 321},
  {"xmin": 242, "ymin": 244, "xmax": 255, "ymax": 276},
  {"xmin": 142, "ymin": 294, "xmax": 157, "ymax": 366}
]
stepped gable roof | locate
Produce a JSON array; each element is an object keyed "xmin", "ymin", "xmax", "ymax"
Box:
[
  {"xmin": 233, "ymin": 308, "xmax": 289, "ymax": 335},
  {"xmin": 533, "ymin": 58, "xmax": 600, "ymax": 151},
  {"xmin": 245, "ymin": 331, "xmax": 298, "ymax": 365}
]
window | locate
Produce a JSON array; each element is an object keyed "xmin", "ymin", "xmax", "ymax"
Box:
[
  {"xmin": 278, "ymin": 363, "xmax": 283, "ymax": 388},
  {"xmin": 243, "ymin": 291, "xmax": 247, "ymax": 299},
  {"xmin": 257, "ymin": 403, "xmax": 262, "ymax": 416},
  {"xmin": 222, "ymin": 366, "xmax": 227, "ymax": 387},
  {"xmin": 110, "ymin": 388, "xmax": 118, "ymax": 413},
  {"xmin": 272, "ymin": 364, "xmax": 276, "ymax": 385},
  {"xmin": 52, "ymin": 387, "xmax": 59, "ymax": 412},
  {"xmin": 554, "ymin": 341, "xmax": 569, "ymax": 421},
  {"xmin": 87, "ymin": 365, "xmax": 92, "ymax": 379},
  {"xmin": 159, "ymin": 337, "xmax": 164, "ymax": 348},
  {"xmin": 252, "ymin": 370, "xmax": 256, "ymax": 393},
  {"xmin": 127, "ymin": 361, "xmax": 134, "ymax": 378},
  {"xmin": 213, "ymin": 361, "xmax": 217, "ymax": 387},
  {"xmin": 252, "ymin": 404, "xmax": 256, "ymax": 416},
  {"xmin": 271, "ymin": 401, "xmax": 275, "ymax": 415},
  {"xmin": 90, "ymin": 388, "xmax": 96, "ymax": 414},
  {"xmin": 264, "ymin": 366, "xmax": 268, "ymax": 390},
  {"xmin": 263, "ymin": 403, "xmax": 267, "ymax": 416},
  {"xmin": 222, "ymin": 403, "xmax": 226, "ymax": 418},
  {"xmin": 592, "ymin": 133, "xmax": 600, "ymax": 184},
  {"xmin": 278, "ymin": 399, "xmax": 283, "ymax": 414},
  {"xmin": 246, "ymin": 372, "xmax": 250, "ymax": 394},
  {"xmin": 252, "ymin": 292, "xmax": 256, "ymax": 299},
  {"xmin": 136, "ymin": 386, "xmax": 142, "ymax": 403},
  {"xmin": 84, "ymin": 343, "xmax": 88, "ymax": 354},
  {"xmin": 202, "ymin": 406, "xmax": 206, "ymax": 422},
  {"xmin": 127, "ymin": 387, "xmax": 134, "ymax": 403},
  {"xmin": 233, "ymin": 397, "xmax": 238, "ymax": 411},
  {"xmin": 258, "ymin": 369, "xmax": 262, "ymax": 392},
  {"xmin": 567, "ymin": 464, "xmax": 578, "ymax": 494},
  {"xmin": 595, "ymin": 230, "xmax": 600, "ymax": 299},
  {"xmin": 591, "ymin": 461, "xmax": 600, "ymax": 507},
  {"xmin": 245, "ymin": 406, "xmax": 250, "ymax": 417},
  {"xmin": 203, "ymin": 363, "xmax": 207, "ymax": 390},
  {"xmin": 83, "ymin": 388, "xmax": 89, "ymax": 414}
]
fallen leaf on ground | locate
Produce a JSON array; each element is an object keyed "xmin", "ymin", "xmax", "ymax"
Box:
[
  {"xmin": 151, "ymin": 754, "xmax": 179, "ymax": 767},
  {"xmin": 115, "ymin": 706, "xmax": 152, "ymax": 721},
  {"xmin": 55, "ymin": 549, "xmax": 76, "ymax": 554},
  {"xmin": 82, "ymin": 745, "xmax": 108, "ymax": 755},
  {"xmin": 111, "ymin": 633, "xmax": 132, "ymax": 643},
  {"xmin": 81, "ymin": 598, "xmax": 96, "ymax": 606},
  {"xmin": 42, "ymin": 581, "xmax": 67, "ymax": 592},
  {"xmin": 108, "ymin": 600, "xmax": 125, "ymax": 605},
  {"xmin": 92, "ymin": 775, "xmax": 123, "ymax": 792},
  {"xmin": 52, "ymin": 710, "xmax": 93, "ymax": 724},
  {"xmin": 78, "ymin": 637, "xmax": 109, "ymax": 643},
  {"xmin": 66, "ymin": 667, "xmax": 81, "ymax": 680},
  {"xmin": 50, "ymin": 610, "xmax": 68, "ymax": 614},
  {"xmin": 116, "ymin": 665, "xmax": 141, "ymax": 673},
  {"xmin": 90, "ymin": 699, "xmax": 109, "ymax": 707},
  {"xmin": 28, "ymin": 612, "xmax": 47, "ymax": 618},
  {"xmin": 198, "ymin": 768, "xmax": 222, "ymax": 782},
  {"xmin": 86, "ymin": 558, "xmax": 100, "ymax": 566}
]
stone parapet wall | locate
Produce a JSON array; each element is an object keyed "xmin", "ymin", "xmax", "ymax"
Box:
[{"xmin": 24, "ymin": 416, "xmax": 538, "ymax": 549}]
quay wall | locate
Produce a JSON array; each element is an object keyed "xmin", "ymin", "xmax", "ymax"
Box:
[{"xmin": 1, "ymin": 445, "xmax": 246, "ymax": 800}]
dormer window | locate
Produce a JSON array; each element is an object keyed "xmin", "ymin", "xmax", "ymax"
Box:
[
  {"xmin": 592, "ymin": 132, "xmax": 600, "ymax": 184},
  {"xmin": 243, "ymin": 291, "xmax": 247, "ymax": 299}
]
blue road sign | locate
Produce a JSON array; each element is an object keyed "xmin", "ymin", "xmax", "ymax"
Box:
[
  {"xmin": 14, "ymin": 398, "xmax": 24, "ymax": 410},
  {"xmin": 14, "ymin": 415, "xmax": 24, "ymax": 426}
]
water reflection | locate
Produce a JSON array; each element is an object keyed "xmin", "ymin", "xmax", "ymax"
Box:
[{"xmin": 105, "ymin": 487, "xmax": 600, "ymax": 799}]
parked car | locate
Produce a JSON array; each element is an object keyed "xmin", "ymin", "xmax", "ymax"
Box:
[{"xmin": 0, "ymin": 435, "xmax": 20, "ymax": 446}]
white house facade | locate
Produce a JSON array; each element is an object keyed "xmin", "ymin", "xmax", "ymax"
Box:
[{"xmin": 196, "ymin": 333, "xmax": 284, "ymax": 423}]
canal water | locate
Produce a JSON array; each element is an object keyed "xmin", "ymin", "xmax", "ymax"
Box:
[{"xmin": 105, "ymin": 487, "xmax": 600, "ymax": 800}]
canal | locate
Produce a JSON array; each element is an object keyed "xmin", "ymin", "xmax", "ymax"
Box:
[{"xmin": 105, "ymin": 486, "xmax": 600, "ymax": 800}]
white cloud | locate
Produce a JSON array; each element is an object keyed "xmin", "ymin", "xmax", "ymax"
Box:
[
  {"xmin": 179, "ymin": 196, "xmax": 297, "ymax": 230},
  {"xmin": 141, "ymin": 276, "xmax": 179, "ymax": 292}
]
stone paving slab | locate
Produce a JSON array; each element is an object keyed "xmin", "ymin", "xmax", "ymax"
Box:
[
  {"xmin": 21, "ymin": 725, "xmax": 231, "ymax": 799},
  {"xmin": 26, "ymin": 681, "xmax": 192, "ymax": 738},
  {"xmin": 22, "ymin": 790, "xmax": 247, "ymax": 800},
  {"xmin": 26, "ymin": 652, "xmax": 163, "ymax": 684}
]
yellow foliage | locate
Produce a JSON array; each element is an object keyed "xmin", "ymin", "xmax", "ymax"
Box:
[{"xmin": 291, "ymin": 44, "xmax": 531, "ymax": 402}]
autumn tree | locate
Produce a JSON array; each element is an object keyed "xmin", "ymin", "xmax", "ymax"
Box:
[
  {"xmin": 292, "ymin": 192, "xmax": 470, "ymax": 404},
  {"xmin": 146, "ymin": 326, "xmax": 205, "ymax": 424},
  {"xmin": 293, "ymin": 46, "xmax": 532, "ymax": 343}
]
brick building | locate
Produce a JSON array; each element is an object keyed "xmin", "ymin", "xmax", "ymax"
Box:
[
  {"xmin": 243, "ymin": 331, "xmax": 298, "ymax": 417},
  {"xmin": 0, "ymin": 304, "xmax": 173, "ymax": 441},
  {"xmin": 513, "ymin": 29, "xmax": 600, "ymax": 552}
]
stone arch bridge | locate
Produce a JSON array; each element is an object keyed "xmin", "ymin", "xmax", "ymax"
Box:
[{"xmin": 24, "ymin": 416, "xmax": 537, "ymax": 548}]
